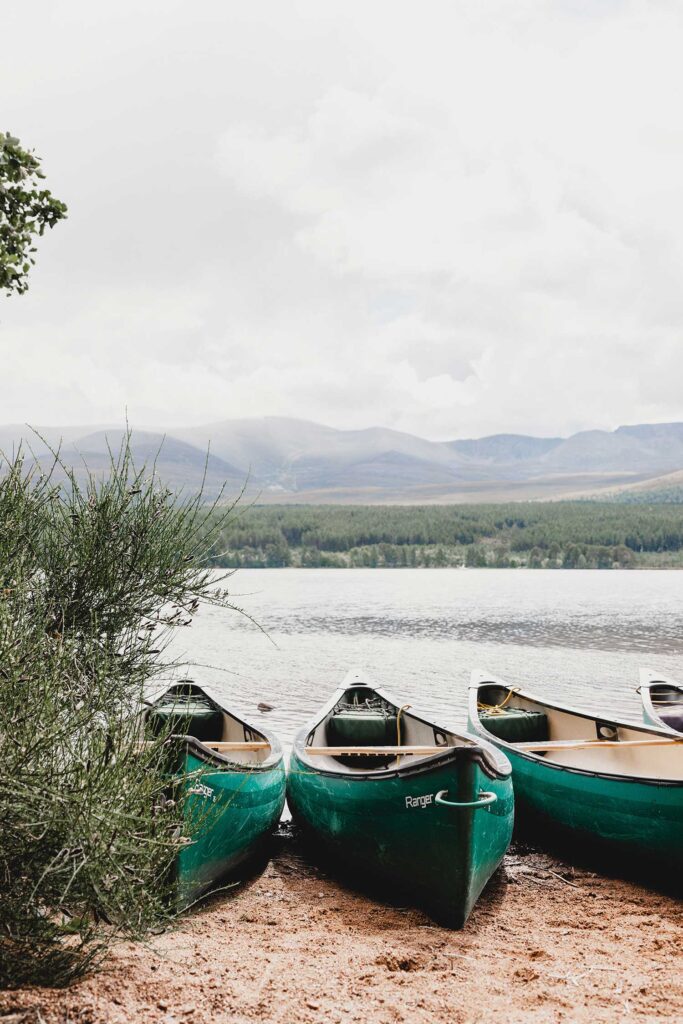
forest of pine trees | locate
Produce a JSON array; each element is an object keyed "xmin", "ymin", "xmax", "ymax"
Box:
[{"xmin": 209, "ymin": 502, "xmax": 683, "ymax": 569}]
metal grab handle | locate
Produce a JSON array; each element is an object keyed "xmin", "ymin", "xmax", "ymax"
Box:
[{"xmin": 435, "ymin": 789, "xmax": 497, "ymax": 809}]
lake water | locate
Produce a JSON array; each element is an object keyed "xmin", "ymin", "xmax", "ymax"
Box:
[{"xmin": 167, "ymin": 568, "xmax": 683, "ymax": 747}]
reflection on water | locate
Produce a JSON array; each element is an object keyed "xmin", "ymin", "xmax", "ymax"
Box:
[
  {"xmin": 232, "ymin": 612, "xmax": 683, "ymax": 654},
  {"xmin": 166, "ymin": 568, "xmax": 683, "ymax": 748}
]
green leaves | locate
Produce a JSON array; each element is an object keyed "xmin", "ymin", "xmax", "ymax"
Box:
[
  {"xmin": 0, "ymin": 131, "xmax": 67, "ymax": 295},
  {"xmin": 0, "ymin": 437, "xmax": 243, "ymax": 987}
]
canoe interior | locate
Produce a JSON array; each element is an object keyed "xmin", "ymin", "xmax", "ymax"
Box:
[
  {"xmin": 305, "ymin": 683, "xmax": 478, "ymax": 773},
  {"xmin": 644, "ymin": 681, "xmax": 683, "ymax": 732},
  {"xmin": 146, "ymin": 682, "xmax": 272, "ymax": 765},
  {"xmin": 476, "ymin": 683, "xmax": 683, "ymax": 781}
]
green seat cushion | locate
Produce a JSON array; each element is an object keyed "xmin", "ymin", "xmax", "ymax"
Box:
[
  {"xmin": 327, "ymin": 711, "xmax": 398, "ymax": 746},
  {"xmin": 147, "ymin": 698, "xmax": 223, "ymax": 742},
  {"xmin": 480, "ymin": 708, "xmax": 549, "ymax": 743}
]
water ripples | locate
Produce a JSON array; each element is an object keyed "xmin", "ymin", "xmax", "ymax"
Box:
[{"xmin": 168, "ymin": 568, "xmax": 683, "ymax": 748}]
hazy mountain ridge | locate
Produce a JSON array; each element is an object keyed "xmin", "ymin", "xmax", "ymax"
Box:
[
  {"xmin": 449, "ymin": 434, "xmax": 562, "ymax": 462},
  {"xmin": 2, "ymin": 417, "xmax": 683, "ymax": 502}
]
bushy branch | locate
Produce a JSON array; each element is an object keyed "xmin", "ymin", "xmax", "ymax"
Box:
[{"xmin": 0, "ymin": 438, "xmax": 241, "ymax": 987}]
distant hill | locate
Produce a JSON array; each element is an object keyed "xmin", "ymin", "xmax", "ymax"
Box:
[
  {"xmin": 63, "ymin": 430, "xmax": 246, "ymax": 494},
  {"xmin": 449, "ymin": 433, "xmax": 562, "ymax": 463},
  {"xmin": 3, "ymin": 417, "xmax": 683, "ymax": 503},
  {"xmin": 597, "ymin": 467, "xmax": 683, "ymax": 504}
]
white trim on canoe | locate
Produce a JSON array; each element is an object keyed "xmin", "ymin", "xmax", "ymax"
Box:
[
  {"xmin": 295, "ymin": 667, "xmax": 511, "ymax": 778},
  {"xmin": 144, "ymin": 680, "xmax": 283, "ymax": 769},
  {"xmin": 469, "ymin": 669, "xmax": 683, "ymax": 783}
]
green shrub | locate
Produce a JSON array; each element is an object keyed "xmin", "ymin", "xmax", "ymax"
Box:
[{"xmin": 0, "ymin": 440, "xmax": 240, "ymax": 987}]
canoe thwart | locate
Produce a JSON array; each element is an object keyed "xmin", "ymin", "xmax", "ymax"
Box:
[
  {"xmin": 305, "ymin": 744, "xmax": 450, "ymax": 756},
  {"xmin": 202, "ymin": 741, "xmax": 271, "ymax": 751}
]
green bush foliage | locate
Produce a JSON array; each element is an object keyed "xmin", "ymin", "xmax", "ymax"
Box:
[{"xmin": 0, "ymin": 442, "xmax": 238, "ymax": 987}]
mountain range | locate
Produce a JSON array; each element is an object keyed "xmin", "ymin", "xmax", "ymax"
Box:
[{"xmin": 2, "ymin": 418, "xmax": 683, "ymax": 503}]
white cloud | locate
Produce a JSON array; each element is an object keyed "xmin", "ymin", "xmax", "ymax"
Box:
[{"xmin": 2, "ymin": 0, "xmax": 683, "ymax": 439}]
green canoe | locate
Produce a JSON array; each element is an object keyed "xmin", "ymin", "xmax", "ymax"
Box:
[
  {"xmin": 146, "ymin": 682, "xmax": 286, "ymax": 906},
  {"xmin": 287, "ymin": 670, "xmax": 513, "ymax": 928},
  {"xmin": 468, "ymin": 671, "xmax": 683, "ymax": 877},
  {"xmin": 639, "ymin": 668, "xmax": 683, "ymax": 733}
]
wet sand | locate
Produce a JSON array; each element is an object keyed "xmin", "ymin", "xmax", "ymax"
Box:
[{"xmin": 2, "ymin": 833, "xmax": 682, "ymax": 1024}]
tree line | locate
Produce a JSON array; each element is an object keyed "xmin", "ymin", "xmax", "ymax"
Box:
[{"xmin": 208, "ymin": 502, "xmax": 683, "ymax": 569}]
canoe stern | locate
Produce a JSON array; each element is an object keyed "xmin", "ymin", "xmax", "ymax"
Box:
[
  {"xmin": 287, "ymin": 744, "xmax": 513, "ymax": 928},
  {"xmin": 176, "ymin": 745, "xmax": 286, "ymax": 906}
]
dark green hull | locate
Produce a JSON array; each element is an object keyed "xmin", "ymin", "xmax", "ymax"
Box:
[
  {"xmin": 468, "ymin": 681, "xmax": 683, "ymax": 877},
  {"xmin": 503, "ymin": 747, "xmax": 681, "ymax": 869},
  {"xmin": 145, "ymin": 682, "xmax": 287, "ymax": 906},
  {"xmin": 177, "ymin": 742, "xmax": 286, "ymax": 905},
  {"xmin": 287, "ymin": 748, "xmax": 513, "ymax": 927}
]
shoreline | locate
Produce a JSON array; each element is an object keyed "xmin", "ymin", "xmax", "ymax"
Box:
[
  {"xmin": 210, "ymin": 564, "xmax": 683, "ymax": 570},
  {"xmin": 3, "ymin": 831, "xmax": 682, "ymax": 1024}
]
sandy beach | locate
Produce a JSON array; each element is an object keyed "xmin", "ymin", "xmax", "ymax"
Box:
[{"xmin": 2, "ymin": 830, "xmax": 682, "ymax": 1024}]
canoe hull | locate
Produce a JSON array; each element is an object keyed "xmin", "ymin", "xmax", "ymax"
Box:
[
  {"xmin": 287, "ymin": 749, "xmax": 513, "ymax": 928},
  {"xmin": 467, "ymin": 676, "xmax": 683, "ymax": 878},
  {"xmin": 499, "ymin": 746, "xmax": 682, "ymax": 872},
  {"xmin": 176, "ymin": 746, "xmax": 286, "ymax": 906}
]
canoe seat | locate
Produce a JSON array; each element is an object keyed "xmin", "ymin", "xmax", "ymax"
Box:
[
  {"xmin": 326, "ymin": 705, "xmax": 399, "ymax": 767},
  {"xmin": 327, "ymin": 711, "xmax": 398, "ymax": 746},
  {"xmin": 147, "ymin": 698, "xmax": 223, "ymax": 743},
  {"xmin": 480, "ymin": 708, "xmax": 549, "ymax": 743}
]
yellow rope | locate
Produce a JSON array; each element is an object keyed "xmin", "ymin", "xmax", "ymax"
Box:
[{"xmin": 477, "ymin": 687, "xmax": 519, "ymax": 715}]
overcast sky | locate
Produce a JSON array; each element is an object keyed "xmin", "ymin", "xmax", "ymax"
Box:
[{"xmin": 2, "ymin": 0, "xmax": 683, "ymax": 440}]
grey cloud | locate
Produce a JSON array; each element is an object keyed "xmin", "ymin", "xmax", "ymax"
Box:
[{"xmin": 1, "ymin": 1, "xmax": 683, "ymax": 438}]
